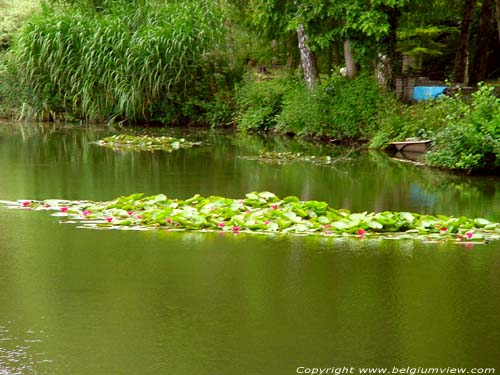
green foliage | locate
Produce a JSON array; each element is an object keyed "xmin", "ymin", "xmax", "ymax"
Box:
[
  {"xmin": 11, "ymin": 0, "xmax": 224, "ymax": 122},
  {"xmin": 369, "ymin": 94, "xmax": 459, "ymax": 149},
  {"xmin": 94, "ymin": 134, "xmax": 201, "ymax": 152},
  {"xmin": 425, "ymin": 85, "xmax": 500, "ymax": 170},
  {"xmin": 8, "ymin": 191, "xmax": 500, "ymax": 243},
  {"xmin": 0, "ymin": 0, "xmax": 39, "ymax": 49},
  {"xmin": 234, "ymin": 74, "xmax": 292, "ymax": 131},
  {"xmin": 278, "ymin": 73, "xmax": 387, "ymax": 139}
]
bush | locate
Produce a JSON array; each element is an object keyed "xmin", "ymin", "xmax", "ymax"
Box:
[
  {"xmin": 369, "ymin": 94, "xmax": 462, "ymax": 149},
  {"xmin": 425, "ymin": 84, "xmax": 500, "ymax": 170},
  {"xmin": 234, "ymin": 74, "xmax": 292, "ymax": 131},
  {"xmin": 278, "ymin": 73, "xmax": 387, "ymax": 139}
]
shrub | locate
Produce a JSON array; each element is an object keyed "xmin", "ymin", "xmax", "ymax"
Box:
[
  {"xmin": 425, "ymin": 84, "xmax": 500, "ymax": 170},
  {"xmin": 369, "ymin": 94, "xmax": 463, "ymax": 149},
  {"xmin": 278, "ymin": 73, "xmax": 387, "ymax": 139},
  {"xmin": 234, "ymin": 74, "xmax": 292, "ymax": 131}
]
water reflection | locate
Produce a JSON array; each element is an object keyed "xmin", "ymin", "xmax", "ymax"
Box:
[{"xmin": 0, "ymin": 122, "xmax": 499, "ymax": 374}]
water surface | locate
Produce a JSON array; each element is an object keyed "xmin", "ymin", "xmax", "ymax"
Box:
[{"xmin": 0, "ymin": 122, "xmax": 499, "ymax": 374}]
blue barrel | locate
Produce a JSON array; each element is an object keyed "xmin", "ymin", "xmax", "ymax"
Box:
[{"xmin": 412, "ymin": 86, "xmax": 447, "ymax": 101}]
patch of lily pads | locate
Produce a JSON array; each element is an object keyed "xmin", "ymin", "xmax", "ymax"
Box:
[
  {"xmin": 240, "ymin": 151, "xmax": 353, "ymax": 166},
  {"xmin": 94, "ymin": 134, "xmax": 201, "ymax": 152},
  {"xmin": 2, "ymin": 192, "xmax": 500, "ymax": 244}
]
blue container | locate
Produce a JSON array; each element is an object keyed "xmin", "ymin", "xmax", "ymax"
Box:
[{"xmin": 412, "ymin": 86, "xmax": 447, "ymax": 101}]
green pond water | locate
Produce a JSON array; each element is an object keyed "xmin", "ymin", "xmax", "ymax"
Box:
[{"xmin": 0, "ymin": 122, "xmax": 499, "ymax": 375}]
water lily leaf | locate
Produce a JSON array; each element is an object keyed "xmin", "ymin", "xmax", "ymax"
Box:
[
  {"xmin": 368, "ymin": 221, "xmax": 383, "ymax": 230},
  {"xmin": 258, "ymin": 192, "xmax": 276, "ymax": 200},
  {"xmin": 283, "ymin": 196, "xmax": 299, "ymax": 203},
  {"xmin": 400, "ymin": 212, "xmax": 415, "ymax": 222},
  {"xmin": 245, "ymin": 193, "xmax": 259, "ymax": 201},
  {"xmin": 474, "ymin": 218, "xmax": 491, "ymax": 227},
  {"xmin": 283, "ymin": 211, "xmax": 302, "ymax": 223},
  {"xmin": 332, "ymin": 221, "xmax": 349, "ymax": 230},
  {"xmin": 267, "ymin": 222, "xmax": 279, "ymax": 231},
  {"xmin": 318, "ymin": 216, "xmax": 330, "ymax": 225}
]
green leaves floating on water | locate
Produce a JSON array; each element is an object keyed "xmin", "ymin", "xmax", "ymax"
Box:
[
  {"xmin": 240, "ymin": 151, "xmax": 346, "ymax": 166},
  {"xmin": 94, "ymin": 134, "xmax": 201, "ymax": 152},
  {"xmin": 5, "ymin": 193, "xmax": 500, "ymax": 243}
]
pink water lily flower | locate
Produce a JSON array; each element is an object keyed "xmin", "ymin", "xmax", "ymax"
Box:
[
  {"xmin": 60, "ymin": 206, "xmax": 68, "ymax": 213},
  {"xmin": 82, "ymin": 210, "xmax": 91, "ymax": 216},
  {"xmin": 136, "ymin": 214, "xmax": 142, "ymax": 219},
  {"xmin": 166, "ymin": 218, "xmax": 172, "ymax": 224},
  {"xmin": 22, "ymin": 201, "xmax": 31, "ymax": 207},
  {"xmin": 218, "ymin": 222, "xmax": 225, "ymax": 227},
  {"xmin": 357, "ymin": 229, "xmax": 366, "ymax": 236},
  {"xmin": 127, "ymin": 211, "xmax": 134, "ymax": 216},
  {"xmin": 271, "ymin": 204, "xmax": 278, "ymax": 210},
  {"xmin": 232, "ymin": 225, "xmax": 241, "ymax": 232},
  {"xmin": 265, "ymin": 220, "xmax": 270, "ymax": 225},
  {"xmin": 106, "ymin": 217, "xmax": 113, "ymax": 223},
  {"xmin": 465, "ymin": 231, "xmax": 473, "ymax": 239}
]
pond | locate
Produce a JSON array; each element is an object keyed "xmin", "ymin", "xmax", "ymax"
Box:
[{"xmin": 0, "ymin": 122, "xmax": 499, "ymax": 375}]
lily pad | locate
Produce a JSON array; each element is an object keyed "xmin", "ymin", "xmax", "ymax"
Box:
[
  {"xmin": 3, "ymin": 192, "xmax": 499, "ymax": 244},
  {"xmin": 93, "ymin": 134, "xmax": 201, "ymax": 152}
]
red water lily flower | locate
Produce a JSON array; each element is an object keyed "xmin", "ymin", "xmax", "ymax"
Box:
[
  {"xmin": 232, "ymin": 225, "xmax": 241, "ymax": 232},
  {"xmin": 218, "ymin": 222, "xmax": 225, "ymax": 227},
  {"xmin": 106, "ymin": 217, "xmax": 113, "ymax": 223},
  {"xmin": 465, "ymin": 231, "xmax": 473, "ymax": 239},
  {"xmin": 271, "ymin": 204, "xmax": 278, "ymax": 210},
  {"xmin": 439, "ymin": 227, "xmax": 447, "ymax": 234},
  {"xmin": 22, "ymin": 201, "xmax": 31, "ymax": 207},
  {"xmin": 60, "ymin": 206, "xmax": 68, "ymax": 212},
  {"xmin": 356, "ymin": 229, "xmax": 366, "ymax": 237},
  {"xmin": 166, "ymin": 218, "xmax": 172, "ymax": 224}
]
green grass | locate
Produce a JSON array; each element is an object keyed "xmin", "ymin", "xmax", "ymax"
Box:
[{"xmin": 10, "ymin": 0, "xmax": 224, "ymax": 122}]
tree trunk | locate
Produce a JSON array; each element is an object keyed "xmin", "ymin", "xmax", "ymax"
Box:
[
  {"xmin": 496, "ymin": 0, "xmax": 500, "ymax": 43},
  {"xmin": 343, "ymin": 39, "xmax": 357, "ymax": 78},
  {"xmin": 297, "ymin": 24, "xmax": 319, "ymax": 89},
  {"xmin": 378, "ymin": 5, "xmax": 400, "ymax": 90},
  {"xmin": 454, "ymin": 0, "xmax": 475, "ymax": 84},
  {"xmin": 470, "ymin": 0, "xmax": 494, "ymax": 84}
]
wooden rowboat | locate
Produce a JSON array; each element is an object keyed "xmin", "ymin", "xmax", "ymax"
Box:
[{"xmin": 388, "ymin": 140, "xmax": 432, "ymax": 153}]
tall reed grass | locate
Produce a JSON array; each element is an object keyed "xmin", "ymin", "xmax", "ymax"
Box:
[{"xmin": 12, "ymin": 0, "xmax": 224, "ymax": 122}]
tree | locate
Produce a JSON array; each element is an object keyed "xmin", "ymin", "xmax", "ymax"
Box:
[
  {"xmin": 469, "ymin": 0, "xmax": 496, "ymax": 84},
  {"xmin": 496, "ymin": 0, "xmax": 500, "ymax": 43},
  {"xmin": 454, "ymin": 0, "xmax": 475, "ymax": 84}
]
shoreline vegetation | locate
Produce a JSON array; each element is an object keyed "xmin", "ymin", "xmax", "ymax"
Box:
[
  {"xmin": 3, "ymin": 192, "xmax": 500, "ymax": 244},
  {"xmin": 0, "ymin": 0, "xmax": 499, "ymax": 172}
]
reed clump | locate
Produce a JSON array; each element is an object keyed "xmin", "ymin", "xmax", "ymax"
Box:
[{"xmin": 12, "ymin": 0, "xmax": 224, "ymax": 122}]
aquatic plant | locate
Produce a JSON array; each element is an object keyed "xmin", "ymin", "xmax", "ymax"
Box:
[
  {"xmin": 94, "ymin": 134, "xmax": 201, "ymax": 152},
  {"xmin": 3, "ymin": 192, "xmax": 499, "ymax": 244},
  {"xmin": 240, "ymin": 149, "xmax": 356, "ymax": 166}
]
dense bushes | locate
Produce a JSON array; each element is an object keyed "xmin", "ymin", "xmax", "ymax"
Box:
[
  {"xmin": 234, "ymin": 75, "xmax": 292, "ymax": 131},
  {"xmin": 425, "ymin": 85, "xmax": 500, "ymax": 170},
  {"xmin": 234, "ymin": 72, "xmax": 499, "ymax": 171},
  {"xmin": 234, "ymin": 72, "xmax": 388, "ymax": 139},
  {"xmin": 278, "ymin": 74, "xmax": 385, "ymax": 139},
  {"xmin": 10, "ymin": 0, "xmax": 224, "ymax": 122}
]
